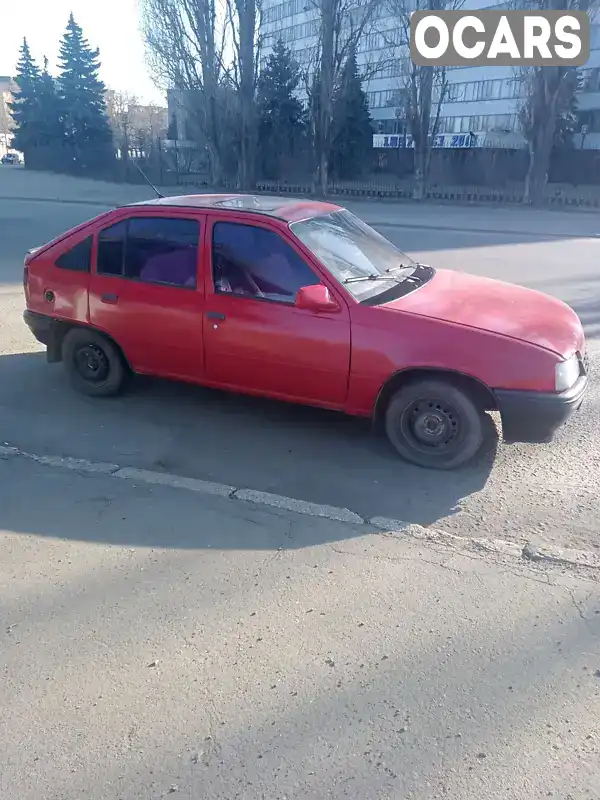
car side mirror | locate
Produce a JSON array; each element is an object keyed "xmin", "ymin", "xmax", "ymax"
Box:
[{"xmin": 295, "ymin": 284, "xmax": 339, "ymax": 312}]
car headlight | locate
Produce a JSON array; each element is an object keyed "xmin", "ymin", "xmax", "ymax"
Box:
[{"xmin": 555, "ymin": 355, "xmax": 580, "ymax": 392}]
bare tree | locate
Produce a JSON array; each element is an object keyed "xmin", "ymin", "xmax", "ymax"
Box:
[
  {"xmin": 406, "ymin": 59, "xmax": 450, "ymax": 198},
  {"xmin": 387, "ymin": 0, "xmax": 462, "ymax": 199},
  {"xmin": 225, "ymin": 0, "xmax": 261, "ymax": 189},
  {"xmin": 105, "ymin": 90, "xmax": 139, "ymax": 163},
  {"xmin": 308, "ymin": 0, "xmax": 384, "ymax": 194},
  {"xmin": 515, "ymin": 0, "xmax": 595, "ymax": 205},
  {"xmin": 131, "ymin": 105, "xmax": 168, "ymax": 159},
  {"xmin": 141, "ymin": 0, "xmax": 228, "ymax": 184}
]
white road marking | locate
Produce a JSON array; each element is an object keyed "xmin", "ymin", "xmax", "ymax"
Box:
[{"xmin": 1, "ymin": 443, "xmax": 599, "ymax": 571}]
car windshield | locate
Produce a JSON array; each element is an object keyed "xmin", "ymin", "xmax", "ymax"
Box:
[{"xmin": 290, "ymin": 209, "xmax": 416, "ymax": 301}]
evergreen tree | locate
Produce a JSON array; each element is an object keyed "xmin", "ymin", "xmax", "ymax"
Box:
[
  {"xmin": 37, "ymin": 57, "xmax": 65, "ymax": 149},
  {"xmin": 8, "ymin": 38, "xmax": 41, "ymax": 157},
  {"xmin": 257, "ymin": 39, "xmax": 306, "ymax": 179},
  {"xmin": 330, "ymin": 49, "xmax": 373, "ymax": 180},
  {"xmin": 57, "ymin": 14, "xmax": 113, "ymax": 170}
]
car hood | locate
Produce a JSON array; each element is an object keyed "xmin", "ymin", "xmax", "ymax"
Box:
[{"xmin": 384, "ymin": 268, "xmax": 584, "ymax": 359}]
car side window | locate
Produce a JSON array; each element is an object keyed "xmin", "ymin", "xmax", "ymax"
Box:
[
  {"xmin": 97, "ymin": 217, "xmax": 200, "ymax": 289},
  {"xmin": 212, "ymin": 221, "xmax": 319, "ymax": 304},
  {"xmin": 55, "ymin": 235, "xmax": 93, "ymax": 272},
  {"xmin": 127, "ymin": 217, "xmax": 199, "ymax": 289}
]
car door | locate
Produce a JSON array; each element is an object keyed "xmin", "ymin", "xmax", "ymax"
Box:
[
  {"xmin": 203, "ymin": 215, "xmax": 351, "ymax": 407},
  {"xmin": 89, "ymin": 212, "xmax": 206, "ymax": 381}
]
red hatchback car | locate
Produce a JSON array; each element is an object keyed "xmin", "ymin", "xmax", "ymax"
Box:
[{"xmin": 23, "ymin": 194, "xmax": 588, "ymax": 470}]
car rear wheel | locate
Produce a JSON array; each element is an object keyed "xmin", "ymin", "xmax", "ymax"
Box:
[
  {"xmin": 384, "ymin": 378, "xmax": 485, "ymax": 470},
  {"xmin": 62, "ymin": 328, "xmax": 126, "ymax": 398}
]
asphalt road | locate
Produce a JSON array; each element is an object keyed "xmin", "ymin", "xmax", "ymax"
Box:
[
  {"xmin": 2, "ymin": 180, "xmax": 600, "ymax": 800},
  {"xmin": 0, "ymin": 193, "xmax": 599, "ymax": 552},
  {"xmin": 1, "ymin": 457, "xmax": 599, "ymax": 800}
]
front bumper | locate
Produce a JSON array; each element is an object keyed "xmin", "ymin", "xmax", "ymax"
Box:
[{"xmin": 494, "ymin": 375, "xmax": 588, "ymax": 444}]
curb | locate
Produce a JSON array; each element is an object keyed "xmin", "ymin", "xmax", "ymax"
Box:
[
  {"xmin": 361, "ymin": 220, "xmax": 589, "ymax": 239},
  {"xmin": 0, "ymin": 194, "xmax": 125, "ymax": 207},
  {"xmin": 369, "ymin": 517, "xmax": 600, "ymax": 570},
  {"xmin": 1, "ymin": 443, "xmax": 599, "ymax": 571}
]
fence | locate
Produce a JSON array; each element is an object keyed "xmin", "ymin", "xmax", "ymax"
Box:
[
  {"xmin": 158, "ymin": 143, "xmax": 600, "ymax": 207},
  {"xmin": 251, "ymin": 178, "xmax": 600, "ymax": 208},
  {"xmin": 20, "ymin": 139, "xmax": 600, "ymax": 209}
]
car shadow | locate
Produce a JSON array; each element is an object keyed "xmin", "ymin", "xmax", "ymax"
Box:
[{"xmin": 0, "ymin": 350, "xmax": 497, "ymax": 534}]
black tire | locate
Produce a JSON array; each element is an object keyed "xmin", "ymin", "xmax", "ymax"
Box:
[
  {"xmin": 62, "ymin": 328, "xmax": 127, "ymax": 398},
  {"xmin": 384, "ymin": 378, "xmax": 485, "ymax": 470}
]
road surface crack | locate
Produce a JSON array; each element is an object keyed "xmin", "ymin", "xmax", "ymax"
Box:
[
  {"xmin": 566, "ymin": 586, "xmax": 590, "ymax": 623},
  {"xmin": 329, "ymin": 544, "xmax": 464, "ymax": 576}
]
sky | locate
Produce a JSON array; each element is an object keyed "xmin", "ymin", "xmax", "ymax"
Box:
[{"xmin": 0, "ymin": 0, "xmax": 166, "ymax": 105}]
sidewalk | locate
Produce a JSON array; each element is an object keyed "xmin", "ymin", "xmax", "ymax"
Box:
[
  {"xmin": 2, "ymin": 166, "xmax": 599, "ymax": 238},
  {"xmin": 1, "ymin": 454, "xmax": 599, "ymax": 800}
]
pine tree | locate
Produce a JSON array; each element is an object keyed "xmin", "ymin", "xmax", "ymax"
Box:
[
  {"xmin": 257, "ymin": 39, "xmax": 306, "ymax": 179},
  {"xmin": 57, "ymin": 13, "xmax": 113, "ymax": 170},
  {"xmin": 8, "ymin": 38, "xmax": 41, "ymax": 157},
  {"xmin": 37, "ymin": 57, "xmax": 65, "ymax": 149},
  {"xmin": 330, "ymin": 49, "xmax": 373, "ymax": 180}
]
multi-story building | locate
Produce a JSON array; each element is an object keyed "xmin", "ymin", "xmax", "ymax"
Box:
[
  {"xmin": 0, "ymin": 76, "xmax": 16, "ymax": 157},
  {"xmin": 259, "ymin": 0, "xmax": 600, "ymax": 150}
]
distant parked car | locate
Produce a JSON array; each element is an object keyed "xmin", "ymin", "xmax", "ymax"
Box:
[
  {"xmin": 1, "ymin": 152, "xmax": 21, "ymax": 165},
  {"xmin": 22, "ymin": 193, "xmax": 589, "ymax": 470}
]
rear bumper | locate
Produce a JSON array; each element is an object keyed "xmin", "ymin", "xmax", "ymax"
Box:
[
  {"xmin": 24, "ymin": 310, "xmax": 55, "ymax": 345},
  {"xmin": 23, "ymin": 310, "xmax": 62, "ymax": 362},
  {"xmin": 494, "ymin": 375, "xmax": 588, "ymax": 444}
]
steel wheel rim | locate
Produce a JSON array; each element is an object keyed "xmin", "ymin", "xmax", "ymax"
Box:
[
  {"xmin": 74, "ymin": 343, "xmax": 109, "ymax": 384},
  {"xmin": 399, "ymin": 396, "xmax": 463, "ymax": 455}
]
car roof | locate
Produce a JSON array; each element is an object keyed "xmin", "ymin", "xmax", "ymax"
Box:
[{"xmin": 124, "ymin": 193, "xmax": 344, "ymax": 223}]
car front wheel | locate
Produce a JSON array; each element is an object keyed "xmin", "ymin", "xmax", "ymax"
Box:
[
  {"xmin": 62, "ymin": 328, "xmax": 126, "ymax": 397},
  {"xmin": 384, "ymin": 378, "xmax": 485, "ymax": 470}
]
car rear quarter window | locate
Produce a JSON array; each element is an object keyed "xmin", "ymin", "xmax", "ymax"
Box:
[{"xmin": 55, "ymin": 235, "xmax": 93, "ymax": 272}]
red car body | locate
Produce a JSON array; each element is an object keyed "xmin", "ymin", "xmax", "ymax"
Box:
[{"xmin": 23, "ymin": 194, "xmax": 589, "ymax": 469}]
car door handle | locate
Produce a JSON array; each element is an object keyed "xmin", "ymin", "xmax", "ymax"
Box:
[
  {"xmin": 206, "ymin": 311, "xmax": 226, "ymax": 320},
  {"xmin": 100, "ymin": 293, "xmax": 119, "ymax": 304}
]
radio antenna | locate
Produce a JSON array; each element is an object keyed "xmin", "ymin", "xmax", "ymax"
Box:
[{"xmin": 131, "ymin": 159, "xmax": 164, "ymax": 199}]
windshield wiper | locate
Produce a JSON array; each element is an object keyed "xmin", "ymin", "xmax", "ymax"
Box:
[
  {"xmin": 344, "ymin": 274, "xmax": 398, "ymax": 284},
  {"xmin": 385, "ymin": 263, "xmax": 418, "ymax": 275}
]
